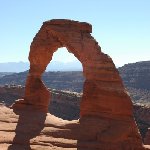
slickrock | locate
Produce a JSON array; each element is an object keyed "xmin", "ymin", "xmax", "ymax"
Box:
[
  {"xmin": 0, "ymin": 105, "xmax": 150, "ymax": 150},
  {"xmin": 7, "ymin": 19, "xmax": 148, "ymax": 149}
]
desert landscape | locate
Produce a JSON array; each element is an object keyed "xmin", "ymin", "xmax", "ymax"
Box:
[
  {"xmin": 0, "ymin": 1, "xmax": 150, "ymax": 150},
  {"xmin": 0, "ymin": 19, "xmax": 149, "ymax": 150}
]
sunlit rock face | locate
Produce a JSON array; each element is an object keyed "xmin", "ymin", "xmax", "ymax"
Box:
[{"xmin": 11, "ymin": 19, "xmax": 147, "ymax": 149}]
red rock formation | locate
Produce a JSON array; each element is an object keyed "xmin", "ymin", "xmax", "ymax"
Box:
[
  {"xmin": 11, "ymin": 19, "xmax": 147, "ymax": 149},
  {"xmin": 13, "ymin": 19, "xmax": 132, "ymax": 115},
  {"xmin": 0, "ymin": 105, "xmax": 149, "ymax": 150}
]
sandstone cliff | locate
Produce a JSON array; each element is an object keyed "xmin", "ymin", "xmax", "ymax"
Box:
[{"xmin": 118, "ymin": 61, "xmax": 150, "ymax": 105}]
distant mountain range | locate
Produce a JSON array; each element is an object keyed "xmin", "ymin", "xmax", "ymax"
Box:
[
  {"xmin": 0, "ymin": 61, "xmax": 82, "ymax": 72},
  {"xmin": 0, "ymin": 62, "xmax": 29, "ymax": 72}
]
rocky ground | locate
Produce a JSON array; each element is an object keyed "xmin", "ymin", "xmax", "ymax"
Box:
[
  {"xmin": 1, "ymin": 105, "xmax": 150, "ymax": 150},
  {"xmin": 0, "ymin": 105, "xmax": 80, "ymax": 150},
  {"xmin": 1, "ymin": 86, "xmax": 150, "ymax": 144}
]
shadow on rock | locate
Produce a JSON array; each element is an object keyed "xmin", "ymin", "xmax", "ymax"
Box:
[{"xmin": 8, "ymin": 107, "xmax": 46, "ymax": 150}]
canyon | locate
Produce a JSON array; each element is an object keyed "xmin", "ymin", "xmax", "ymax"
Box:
[{"xmin": 1, "ymin": 61, "xmax": 150, "ymax": 104}]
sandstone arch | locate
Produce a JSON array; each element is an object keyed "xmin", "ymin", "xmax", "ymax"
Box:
[
  {"xmin": 11, "ymin": 19, "xmax": 146, "ymax": 149},
  {"xmin": 15, "ymin": 19, "xmax": 133, "ymax": 117}
]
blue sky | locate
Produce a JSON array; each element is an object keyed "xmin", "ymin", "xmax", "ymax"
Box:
[{"xmin": 0, "ymin": 0, "xmax": 149, "ymax": 66}]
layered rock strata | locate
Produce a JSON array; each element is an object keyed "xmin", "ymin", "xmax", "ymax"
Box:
[
  {"xmin": 1, "ymin": 85, "xmax": 150, "ymax": 142},
  {"xmin": 10, "ymin": 19, "xmax": 146, "ymax": 149},
  {"xmin": 0, "ymin": 106, "xmax": 150, "ymax": 150}
]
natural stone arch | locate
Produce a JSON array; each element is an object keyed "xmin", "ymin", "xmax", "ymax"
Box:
[
  {"xmin": 11, "ymin": 19, "xmax": 145, "ymax": 149},
  {"xmin": 14, "ymin": 19, "xmax": 133, "ymax": 117}
]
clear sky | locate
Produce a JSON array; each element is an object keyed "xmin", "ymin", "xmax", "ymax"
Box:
[{"xmin": 0, "ymin": 0, "xmax": 150, "ymax": 66}]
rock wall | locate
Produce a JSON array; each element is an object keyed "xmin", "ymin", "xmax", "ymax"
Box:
[
  {"xmin": 49, "ymin": 89, "xmax": 81, "ymax": 120},
  {"xmin": 0, "ymin": 86, "xmax": 25, "ymax": 105}
]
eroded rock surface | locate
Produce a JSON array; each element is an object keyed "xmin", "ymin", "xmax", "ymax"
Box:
[
  {"xmin": 11, "ymin": 19, "xmax": 132, "ymax": 116},
  {"xmin": 9, "ymin": 19, "xmax": 147, "ymax": 149},
  {"xmin": 0, "ymin": 106, "xmax": 150, "ymax": 150},
  {"xmin": 1, "ymin": 86, "xmax": 150, "ymax": 141}
]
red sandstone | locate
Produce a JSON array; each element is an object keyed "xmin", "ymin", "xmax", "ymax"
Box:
[{"xmin": 9, "ymin": 19, "xmax": 148, "ymax": 149}]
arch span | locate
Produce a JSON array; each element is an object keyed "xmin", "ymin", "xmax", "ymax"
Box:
[
  {"xmin": 13, "ymin": 19, "xmax": 133, "ymax": 117},
  {"xmin": 11, "ymin": 19, "xmax": 145, "ymax": 149}
]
